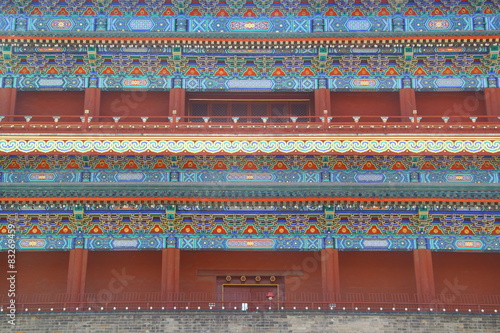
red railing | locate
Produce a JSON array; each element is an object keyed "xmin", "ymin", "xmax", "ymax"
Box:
[
  {"xmin": 1, "ymin": 115, "xmax": 498, "ymax": 135},
  {"xmin": 2, "ymin": 293, "xmax": 499, "ymax": 314}
]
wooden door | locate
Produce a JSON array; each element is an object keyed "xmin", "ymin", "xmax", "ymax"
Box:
[{"xmin": 223, "ymin": 285, "xmax": 278, "ymax": 311}]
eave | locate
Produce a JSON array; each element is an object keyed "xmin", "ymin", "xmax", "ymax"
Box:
[
  {"xmin": 0, "ymin": 182, "xmax": 499, "ymax": 206},
  {"xmin": 1, "ymin": 31, "xmax": 500, "ymax": 47}
]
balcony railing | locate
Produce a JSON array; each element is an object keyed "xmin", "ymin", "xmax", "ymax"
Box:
[
  {"xmin": 0, "ymin": 115, "xmax": 498, "ymax": 135},
  {"xmin": 2, "ymin": 293, "xmax": 499, "ymax": 314}
]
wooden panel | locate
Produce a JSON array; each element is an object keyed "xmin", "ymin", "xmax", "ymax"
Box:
[
  {"xmin": 484, "ymin": 87, "xmax": 500, "ymax": 120},
  {"xmin": 0, "ymin": 88, "xmax": 16, "ymax": 117},
  {"xmin": 416, "ymin": 91, "xmax": 487, "ymax": 122},
  {"xmin": 15, "ymin": 91, "xmax": 85, "ymax": 121},
  {"xmin": 330, "ymin": 92, "xmax": 400, "ymax": 122},
  {"xmin": 100, "ymin": 91, "xmax": 169, "ymax": 121}
]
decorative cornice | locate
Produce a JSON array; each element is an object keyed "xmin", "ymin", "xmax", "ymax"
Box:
[
  {"xmin": 1, "ymin": 31, "xmax": 500, "ymax": 46},
  {"xmin": 1, "ymin": 12, "xmax": 500, "ymax": 46},
  {"xmin": 0, "ymin": 136, "xmax": 498, "ymax": 155},
  {"xmin": 5, "ymin": 234, "xmax": 500, "ymax": 252},
  {"xmin": 2, "ymin": 0, "xmax": 498, "ymax": 18}
]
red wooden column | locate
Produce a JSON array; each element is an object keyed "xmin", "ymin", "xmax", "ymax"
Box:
[
  {"xmin": 484, "ymin": 87, "xmax": 500, "ymax": 121},
  {"xmin": 66, "ymin": 248, "xmax": 88, "ymax": 302},
  {"xmin": 161, "ymin": 247, "xmax": 180, "ymax": 300},
  {"xmin": 321, "ymin": 247, "xmax": 341, "ymax": 301},
  {"xmin": 413, "ymin": 249, "xmax": 436, "ymax": 306},
  {"xmin": 168, "ymin": 88, "xmax": 186, "ymax": 118},
  {"xmin": 399, "ymin": 88, "xmax": 416, "ymax": 122},
  {"xmin": 314, "ymin": 88, "xmax": 331, "ymax": 119},
  {"xmin": 84, "ymin": 87, "xmax": 101, "ymax": 118},
  {"xmin": 0, "ymin": 87, "xmax": 16, "ymax": 120}
]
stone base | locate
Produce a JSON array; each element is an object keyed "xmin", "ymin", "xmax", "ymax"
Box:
[{"xmin": 3, "ymin": 312, "xmax": 500, "ymax": 333}]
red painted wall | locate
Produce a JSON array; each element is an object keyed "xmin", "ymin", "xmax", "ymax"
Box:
[
  {"xmin": 179, "ymin": 251, "xmax": 323, "ymax": 299},
  {"xmin": 330, "ymin": 92, "xmax": 401, "ymax": 121},
  {"xmin": 339, "ymin": 251, "xmax": 417, "ymax": 298},
  {"xmin": 0, "ymin": 252, "xmax": 10, "ymax": 300},
  {"xmin": 432, "ymin": 252, "xmax": 500, "ymax": 301},
  {"xmin": 415, "ymin": 91, "xmax": 487, "ymax": 122},
  {"xmin": 15, "ymin": 91, "xmax": 85, "ymax": 122},
  {"xmin": 14, "ymin": 251, "xmax": 69, "ymax": 298},
  {"xmin": 100, "ymin": 91, "xmax": 169, "ymax": 121},
  {"xmin": 85, "ymin": 251, "xmax": 161, "ymax": 296}
]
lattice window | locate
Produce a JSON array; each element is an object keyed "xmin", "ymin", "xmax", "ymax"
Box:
[
  {"xmin": 232, "ymin": 104, "xmax": 248, "ymax": 122},
  {"xmin": 189, "ymin": 98, "xmax": 310, "ymax": 123},
  {"xmin": 212, "ymin": 103, "xmax": 228, "ymax": 122},
  {"xmin": 291, "ymin": 103, "xmax": 309, "ymax": 122},
  {"xmin": 191, "ymin": 103, "xmax": 208, "ymax": 122},
  {"xmin": 251, "ymin": 104, "xmax": 267, "ymax": 122}
]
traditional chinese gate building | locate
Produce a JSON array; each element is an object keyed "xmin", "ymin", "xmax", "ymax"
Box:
[{"xmin": 0, "ymin": 0, "xmax": 499, "ymax": 315}]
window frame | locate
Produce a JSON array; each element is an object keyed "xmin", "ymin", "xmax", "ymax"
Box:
[{"xmin": 188, "ymin": 97, "xmax": 312, "ymax": 123}]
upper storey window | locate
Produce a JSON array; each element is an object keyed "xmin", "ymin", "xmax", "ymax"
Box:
[{"xmin": 188, "ymin": 93, "xmax": 312, "ymax": 123}]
